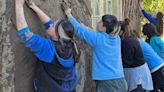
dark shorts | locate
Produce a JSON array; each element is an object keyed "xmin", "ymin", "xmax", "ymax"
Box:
[
  {"xmin": 95, "ymin": 78, "xmax": 128, "ymax": 92},
  {"xmin": 130, "ymin": 85, "xmax": 146, "ymax": 92},
  {"xmin": 152, "ymin": 66, "xmax": 164, "ymax": 92}
]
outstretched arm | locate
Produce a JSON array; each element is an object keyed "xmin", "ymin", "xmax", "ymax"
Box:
[
  {"xmin": 15, "ymin": 0, "xmax": 55, "ymax": 63},
  {"xmin": 139, "ymin": 4, "xmax": 156, "ymax": 25},
  {"xmin": 63, "ymin": 5, "xmax": 99, "ymax": 47},
  {"xmin": 16, "ymin": 0, "xmax": 28, "ymax": 30},
  {"xmin": 26, "ymin": 1, "xmax": 54, "ymax": 29},
  {"xmin": 26, "ymin": 1, "xmax": 58, "ymax": 41}
]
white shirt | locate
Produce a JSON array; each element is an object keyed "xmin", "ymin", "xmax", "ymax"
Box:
[{"xmin": 124, "ymin": 63, "xmax": 154, "ymax": 91}]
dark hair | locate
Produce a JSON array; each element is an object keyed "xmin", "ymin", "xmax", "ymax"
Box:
[
  {"xmin": 56, "ymin": 19, "xmax": 75, "ymax": 39},
  {"xmin": 61, "ymin": 21, "xmax": 75, "ymax": 38},
  {"xmin": 55, "ymin": 19, "xmax": 80, "ymax": 63},
  {"xmin": 142, "ymin": 23, "xmax": 159, "ymax": 42},
  {"xmin": 120, "ymin": 18, "xmax": 137, "ymax": 39},
  {"xmin": 102, "ymin": 15, "xmax": 118, "ymax": 34},
  {"xmin": 156, "ymin": 12, "xmax": 163, "ymax": 35}
]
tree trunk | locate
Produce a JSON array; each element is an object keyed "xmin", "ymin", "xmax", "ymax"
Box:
[
  {"xmin": 122, "ymin": 0, "xmax": 141, "ymax": 35},
  {"xmin": 0, "ymin": 0, "xmax": 95, "ymax": 92}
]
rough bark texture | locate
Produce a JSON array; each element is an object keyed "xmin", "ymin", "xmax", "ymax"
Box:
[
  {"xmin": 0, "ymin": 0, "xmax": 95, "ymax": 92},
  {"xmin": 122, "ymin": 0, "xmax": 141, "ymax": 35}
]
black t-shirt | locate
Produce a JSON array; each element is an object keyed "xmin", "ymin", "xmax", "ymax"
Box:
[{"xmin": 121, "ymin": 36, "xmax": 145, "ymax": 68}]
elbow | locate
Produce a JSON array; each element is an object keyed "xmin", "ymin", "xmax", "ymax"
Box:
[{"xmin": 36, "ymin": 53, "xmax": 54, "ymax": 63}]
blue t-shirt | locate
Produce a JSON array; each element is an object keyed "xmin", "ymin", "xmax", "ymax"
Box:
[
  {"xmin": 69, "ymin": 17, "xmax": 124, "ymax": 80},
  {"xmin": 142, "ymin": 9, "xmax": 157, "ymax": 26},
  {"xmin": 18, "ymin": 22, "xmax": 77, "ymax": 89},
  {"xmin": 138, "ymin": 39, "xmax": 164, "ymax": 72},
  {"xmin": 150, "ymin": 36, "xmax": 164, "ymax": 59}
]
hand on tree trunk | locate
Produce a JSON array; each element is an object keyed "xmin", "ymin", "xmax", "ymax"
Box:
[
  {"xmin": 15, "ymin": 0, "xmax": 25, "ymax": 5},
  {"xmin": 139, "ymin": 0, "xmax": 144, "ymax": 10},
  {"xmin": 25, "ymin": 0, "xmax": 37, "ymax": 9},
  {"xmin": 61, "ymin": 2, "xmax": 72, "ymax": 18}
]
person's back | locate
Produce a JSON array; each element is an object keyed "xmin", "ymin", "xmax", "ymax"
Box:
[
  {"xmin": 121, "ymin": 37, "xmax": 153, "ymax": 92},
  {"xmin": 150, "ymin": 36, "xmax": 164, "ymax": 59},
  {"xmin": 121, "ymin": 36, "xmax": 145, "ymax": 68},
  {"xmin": 15, "ymin": 1, "xmax": 79, "ymax": 91},
  {"xmin": 91, "ymin": 32, "xmax": 123, "ymax": 80},
  {"xmin": 138, "ymin": 39, "xmax": 164, "ymax": 72},
  {"xmin": 63, "ymin": 5, "xmax": 127, "ymax": 92},
  {"xmin": 119, "ymin": 19, "xmax": 153, "ymax": 92},
  {"xmin": 139, "ymin": 38, "xmax": 164, "ymax": 91}
]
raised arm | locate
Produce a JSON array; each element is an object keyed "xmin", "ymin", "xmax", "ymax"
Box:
[
  {"xmin": 15, "ymin": 0, "xmax": 55, "ymax": 62},
  {"xmin": 139, "ymin": 4, "xmax": 156, "ymax": 25},
  {"xmin": 16, "ymin": 0, "xmax": 28, "ymax": 30},
  {"xmin": 26, "ymin": 1, "xmax": 54, "ymax": 29},
  {"xmin": 63, "ymin": 5, "xmax": 99, "ymax": 47},
  {"xmin": 26, "ymin": 1, "xmax": 58, "ymax": 41}
]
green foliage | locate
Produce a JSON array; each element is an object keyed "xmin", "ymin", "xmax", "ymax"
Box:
[
  {"xmin": 141, "ymin": 0, "xmax": 164, "ymax": 40},
  {"xmin": 142, "ymin": 0, "xmax": 164, "ymax": 14}
]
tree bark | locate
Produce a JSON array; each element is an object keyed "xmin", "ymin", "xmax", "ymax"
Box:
[{"xmin": 122, "ymin": 0, "xmax": 142, "ymax": 35}]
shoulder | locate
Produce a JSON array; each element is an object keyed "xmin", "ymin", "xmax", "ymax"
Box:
[
  {"xmin": 151, "ymin": 36, "xmax": 162, "ymax": 42},
  {"xmin": 152, "ymin": 36, "xmax": 159, "ymax": 39},
  {"xmin": 138, "ymin": 39, "xmax": 147, "ymax": 47}
]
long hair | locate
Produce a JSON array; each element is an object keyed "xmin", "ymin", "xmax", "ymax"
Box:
[
  {"xmin": 120, "ymin": 18, "xmax": 137, "ymax": 39},
  {"xmin": 55, "ymin": 19, "xmax": 80, "ymax": 63},
  {"xmin": 156, "ymin": 12, "xmax": 163, "ymax": 35}
]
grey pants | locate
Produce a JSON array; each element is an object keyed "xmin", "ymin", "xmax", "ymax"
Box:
[{"xmin": 95, "ymin": 78, "xmax": 128, "ymax": 92}]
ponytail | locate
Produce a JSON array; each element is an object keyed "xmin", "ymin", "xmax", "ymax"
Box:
[{"xmin": 156, "ymin": 12, "xmax": 163, "ymax": 35}]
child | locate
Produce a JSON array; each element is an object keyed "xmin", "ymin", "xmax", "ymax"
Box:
[
  {"xmin": 16, "ymin": 0, "xmax": 80, "ymax": 92},
  {"xmin": 63, "ymin": 3, "xmax": 127, "ymax": 92},
  {"xmin": 142, "ymin": 23, "xmax": 164, "ymax": 60},
  {"xmin": 120, "ymin": 19, "xmax": 153, "ymax": 92}
]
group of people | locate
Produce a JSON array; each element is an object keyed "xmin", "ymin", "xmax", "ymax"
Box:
[{"xmin": 15, "ymin": 0, "xmax": 164, "ymax": 92}]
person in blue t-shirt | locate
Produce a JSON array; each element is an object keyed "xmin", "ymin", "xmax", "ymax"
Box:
[
  {"xmin": 15, "ymin": 0, "xmax": 80, "ymax": 92},
  {"xmin": 62, "ymin": 3, "xmax": 127, "ymax": 92},
  {"xmin": 138, "ymin": 38, "xmax": 164, "ymax": 92},
  {"xmin": 142, "ymin": 23, "xmax": 164, "ymax": 60},
  {"xmin": 139, "ymin": 4, "xmax": 163, "ymax": 36}
]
